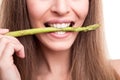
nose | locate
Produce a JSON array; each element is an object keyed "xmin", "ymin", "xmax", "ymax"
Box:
[{"xmin": 51, "ymin": 0, "xmax": 70, "ymax": 16}]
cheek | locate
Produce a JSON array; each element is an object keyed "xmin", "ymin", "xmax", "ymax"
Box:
[
  {"xmin": 26, "ymin": 0, "xmax": 50, "ymax": 21},
  {"xmin": 71, "ymin": 0, "xmax": 89, "ymax": 19}
]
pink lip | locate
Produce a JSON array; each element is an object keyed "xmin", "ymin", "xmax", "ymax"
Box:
[{"xmin": 48, "ymin": 32, "xmax": 72, "ymax": 39}]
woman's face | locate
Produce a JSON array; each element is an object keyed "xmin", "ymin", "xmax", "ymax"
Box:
[{"xmin": 26, "ymin": 0, "xmax": 89, "ymax": 52}]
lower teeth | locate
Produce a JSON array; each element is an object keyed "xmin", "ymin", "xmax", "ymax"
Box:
[{"xmin": 55, "ymin": 32, "xmax": 66, "ymax": 34}]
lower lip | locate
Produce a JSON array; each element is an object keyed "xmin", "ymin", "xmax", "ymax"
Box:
[{"xmin": 48, "ymin": 32, "xmax": 72, "ymax": 39}]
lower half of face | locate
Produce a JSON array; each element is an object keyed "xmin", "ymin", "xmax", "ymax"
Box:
[
  {"xmin": 36, "ymin": 31, "xmax": 78, "ymax": 51},
  {"xmin": 27, "ymin": 0, "xmax": 89, "ymax": 52}
]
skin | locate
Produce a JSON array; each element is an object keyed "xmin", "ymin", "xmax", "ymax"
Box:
[
  {"xmin": 0, "ymin": 29, "xmax": 25, "ymax": 80},
  {"xmin": 111, "ymin": 60, "xmax": 120, "ymax": 75},
  {"xmin": 27, "ymin": 0, "xmax": 89, "ymax": 51},
  {"xmin": 27, "ymin": 0, "xmax": 89, "ymax": 80},
  {"xmin": 0, "ymin": 0, "xmax": 89, "ymax": 80}
]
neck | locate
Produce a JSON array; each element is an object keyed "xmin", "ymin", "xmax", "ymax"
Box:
[{"xmin": 40, "ymin": 48, "xmax": 71, "ymax": 75}]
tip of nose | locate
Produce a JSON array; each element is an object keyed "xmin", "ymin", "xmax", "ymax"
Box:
[{"xmin": 51, "ymin": 2, "xmax": 70, "ymax": 15}]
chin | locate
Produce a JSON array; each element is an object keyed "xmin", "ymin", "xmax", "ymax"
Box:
[
  {"xmin": 52, "ymin": 46, "xmax": 71, "ymax": 52},
  {"xmin": 44, "ymin": 43, "xmax": 72, "ymax": 52}
]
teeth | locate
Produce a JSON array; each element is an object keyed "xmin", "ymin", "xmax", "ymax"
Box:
[
  {"xmin": 49, "ymin": 23, "xmax": 70, "ymax": 28},
  {"xmin": 55, "ymin": 32, "xmax": 66, "ymax": 35},
  {"xmin": 48, "ymin": 23, "xmax": 70, "ymax": 35}
]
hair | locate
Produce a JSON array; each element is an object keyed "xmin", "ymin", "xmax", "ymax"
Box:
[{"xmin": 0, "ymin": 0, "xmax": 120, "ymax": 80}]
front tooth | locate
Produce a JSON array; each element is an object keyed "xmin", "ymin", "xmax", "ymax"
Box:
[
  {"xmin": 53, "ymin": 24, "xmax": 60, "ymax": 28},
  {"xmin": 57, "ymin": 24, "xmax": 62, "ymax": 28},
  {"xmin": 50, "ymin": 23, "xmax": 70, "ymax": 28},
  {"xmin": 61, "ymin": 24, "xmax": 67, "ymax": 28}
]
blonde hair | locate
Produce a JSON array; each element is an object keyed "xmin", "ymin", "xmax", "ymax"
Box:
[{"xmin": 0, "ymin": 0, "xmax": 120, "ymax": 80}]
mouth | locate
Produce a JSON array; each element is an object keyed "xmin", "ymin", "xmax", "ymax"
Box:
[
  {"xmin": 44, "ymin": 21, "xmax": 75, "ymax": 28},
  {"xmin": 44, "ymin": 21, "xmax": 75, "ymax": 35}
]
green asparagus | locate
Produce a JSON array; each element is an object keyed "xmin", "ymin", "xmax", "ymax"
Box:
[{"xmin": 5, "ymin": 24, "xmax": 100, "ymax": 37}]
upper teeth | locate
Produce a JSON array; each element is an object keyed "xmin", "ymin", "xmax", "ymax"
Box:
[{"xmin": 49, "ymin": 23, "xmax": 70, "ymax": 28}]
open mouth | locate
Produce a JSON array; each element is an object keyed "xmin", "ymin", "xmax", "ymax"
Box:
[
  {"xmin": 44, "ymin": 21, "xmax": 75, "ymax": 28},
  {"xmin": 44, "ymin": 21, "xmax": 75, "ymax": 35}
]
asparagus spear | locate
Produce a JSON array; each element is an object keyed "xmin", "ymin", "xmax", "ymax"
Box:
[{"xmin": 5, "ymin": 24, "xmax": 100, "ymax": 37}]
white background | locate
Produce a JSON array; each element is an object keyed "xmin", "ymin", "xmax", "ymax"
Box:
[
  {"xmin": 0, "ymin": 0, "xmax": 120, "ymax": 59},
  {"xmin": 103, "ymin": 0, "xmax": 120, "ymax": 59}
]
